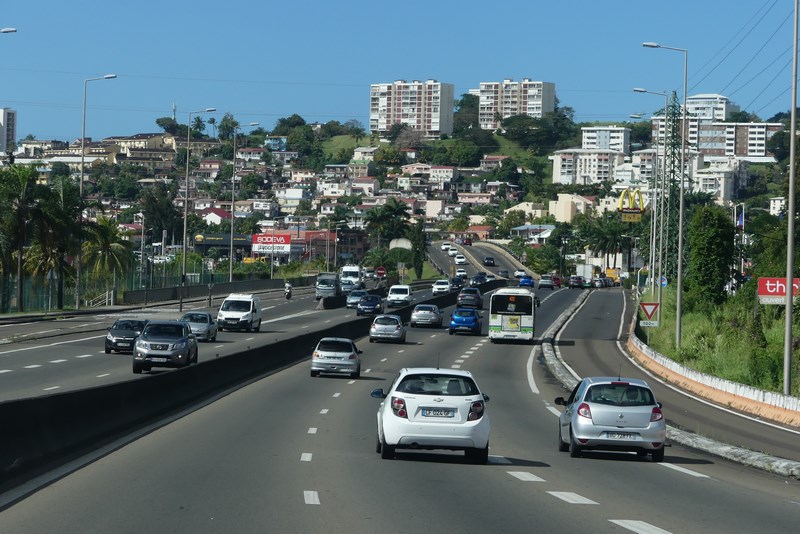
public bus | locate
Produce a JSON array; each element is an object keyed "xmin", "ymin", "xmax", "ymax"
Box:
[{"xmin": 488, "ymin": 287, "xmax": 538, "ymax": 343}]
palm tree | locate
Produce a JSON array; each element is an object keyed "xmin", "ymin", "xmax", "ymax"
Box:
[
  {"xmin": 192, "ymin": 116, "xmax": 206, "ymax": 135},
  {"xmin": 207, "ymin": 117, "xmax": 217, "ymax": 139},
  {"xmin": 82, "ymin": 216, "xmax": 134, "ymax": 299}
]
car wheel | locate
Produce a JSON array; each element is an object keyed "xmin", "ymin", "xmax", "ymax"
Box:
[
  {"xmin": 212, "ymin": 332, "xmax": 217, "ymax": 342},
  {"xmin": 375, "ymin": 433, "xmax": 382, "ymax": 454},
  {"xmin": 356, "ymin": 311, "xmax": 361, "ymax": 316},
  {"xmin": 467, "ymin": 445, "xmax": 489, "ymax": 465},
  {"xmin": 218, "ymin": 325, "xmax": 223, "ymax": 331},
  {"xmin": 449, "ymin": 329, "xmax": 454, "ymax": 335},
  {"xmin": 557, "ymin": 426, "xmax": 570, "ymax": 452},
  {"xmin": 105, "ymin": 347, "xmax": 111, "ymax": 354},
  {"xmin": 143, "ymin": 365, "xmax": 151, "ymax": 373},
  {"xmin": 254, "ymin": 320, "xmax": 261, "ymax": 332},
  {"xmin": 310, "ymin": 370, "xmax": 319, "ymax": 378},
  {"xmin": 351, "ymin": 367, "xmax": 360, "ymax": 379},
  {"xmin": 651, "ymin": 447, "xmax": 665, "ymax": 463},
  {"xmin": 132, "ymin": 361, "xmax": 142, "ymax": 374},
  {"xmin": 569, "ymin": 428, "xmax": 582, "ymax": 458},
  {"xmin": 380, "ymin": 438, "xmax": 395, "ymax": 460}
]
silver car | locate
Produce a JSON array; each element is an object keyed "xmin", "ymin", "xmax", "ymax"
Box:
[
  {"xmin": 410, "ymin": 304, "xmax": 443, "ymax": 328},
  {"xmin": 310, "ymin": 337, "xmax": 362, "ymax": 378},
  {"xmin": 347, "ymin": 289, "xmax": 369, "ymax": 308},
  {"xmin": 555, "ymin": 376, "xmax": 666, "ymax": 462},
  {"xmin": 179, "ymin": 311, "xmax": 218, "ymax": 342},
  {"xmin": 132, "ymin": 320, "xmax": 198, "ymax": 374},
  {"xmin": 369, "ymin": 314, "xmax": 407, "ymax": 343}
]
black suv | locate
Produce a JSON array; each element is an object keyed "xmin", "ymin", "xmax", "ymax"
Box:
[{"xmin": 483, "ymin": 256, "xmax": 495, "ymax": 266}]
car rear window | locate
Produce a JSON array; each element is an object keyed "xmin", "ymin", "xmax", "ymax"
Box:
[
  {"xmin": 374, "ymin": 316, "xmax": 399, "ymax": 325},
  {"xmin": 454, "ymin": 309, "xmax": 475, "ymax": 317},
  {"xmin": 415, "ymin": 305, "xmax": 436, "ymax": 312},
  {"xmin": 316, "ymin": 340, "xmax": 354, "ymax": 352},
  {"xmin": 586, "ymin": 384, "xmax": 655, "ymax": 406},
  {"xmin": 398, "ymin": 374, "xmax": 479, "ymax": 396}
]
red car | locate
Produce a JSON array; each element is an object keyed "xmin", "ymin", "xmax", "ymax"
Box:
[
  {"xmin": 462, "ymin": 238, "xmax": 473, "ymax": 246},
  {"xmin": 552, "ymin": 275, "xmax": 562, "ymax": 288}
]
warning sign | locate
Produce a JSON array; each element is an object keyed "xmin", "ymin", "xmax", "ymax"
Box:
[{"xmin": 639, "ymin": 302, "xmax": 659, "ymax": 320}]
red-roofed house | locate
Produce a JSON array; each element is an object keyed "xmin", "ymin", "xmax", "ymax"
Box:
[{"xmin": 200, "ymin": 207, "xmax": 232, "ymax": 226}]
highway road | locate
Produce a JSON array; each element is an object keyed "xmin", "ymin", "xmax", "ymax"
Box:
[{"xmin": 1, "ymin": 285, "xmax": 798, "ymax": 533}]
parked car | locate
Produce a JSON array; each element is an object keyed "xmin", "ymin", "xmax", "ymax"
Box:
[
  {"xmin": 582, "ymin": 277, "xmax": 593, "ymax": 289},
  {"xmin": 371, "ymin": 368, "xmax": 490, "ymax": 463},
  {"xmin": 369, "ymin": 314, "xmax": 407, "ymax": 343},
  {"xmin": 179, "ymin": 311, "xmax": 218, "ymax": 342},
  {"xmin": 470, "ymin": 273, "xmax": 487, "ymax": 286},
  {"xmin": 132, "ymin": 320, "xmax": 198, "ymax": 374},
  {"xmin": 105, "ymin": 319, "xmax": 148, "ymax": 354},
  {"xmin": 356, "ymin": 294, "xmax": 383, "ymax": 316},
  {"xmin": 455, "ymin": 268, "xmax": 468, "ymax": 278},
  {"xmin": 454, "ymin": 254, "xmax": 467, "ymax": 265},
  {"xmin": 410, "ymin": 304, "xmax": 444, "ymax": 327},
  {"xmin": 483, "ymin": 256, "xmax": 495, "ymax": 266},
  {"xmin": 497, "ymin": 269, "xmax": 510, "ymax": 278},
  {"xmin": 514, "ymin": 269, "xmax": 527, "ymax": 278},
  {"xmin": 450, "ymin": 277, "xmax": 465, "ymax": 291},
  {"xmin": 449, "ymin": 307, "xmax": 482, "ymax": 336},
  {"xmin": 538, "ymin": 274, "xmax": 556, "ymax": 290},
  {"xmin": 569, "ymin": 275, "xmax": 584, "ymax": 289},
  {"xmin": 431, "ymin": 279, "xmax": 452, "ymax": 295},
  {"xmin": 346, "ymin": 289, "xmax": 369, "ymax": 308},
  {"xmin": 310, "ymin": 337, "xmax": 362, "ymax": 378},
  {"xmin": 555, "ymin": 376, "xmax": 666, "ymax": 462},
  {"xmin": 519, "ymin": 275, "xmax": 534, "ymax": 288},
  {"xmin": 457, "ymin": 287, "xmax": 483, "ymax": 309}
]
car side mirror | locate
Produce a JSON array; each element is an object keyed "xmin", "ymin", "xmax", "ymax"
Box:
[
  {"xmin": 357, "ymin": 350, "xmax": 363, "ymax": 354},
  {"xmin": 657, "ymin": 401, "xmax": 663, "ymax": 408},
  {"xmin": 483, "ymin": 393, "xmax": 490, "ymax": 402},
  {"xmin": 554, "ymin": 396, "xmax": 566, "ymax": 406},
  {"xmin": 370, "ymin": 388, "xmax": 386, "ymax": 399},
  {"xmin": 535, "ymin": 297, "xmax": 541, "ymax": 308}
]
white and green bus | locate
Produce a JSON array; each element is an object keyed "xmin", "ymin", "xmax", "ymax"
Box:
[{"xmin": 488, "ymin": 288, "xmax": 539, "ymax": 343}]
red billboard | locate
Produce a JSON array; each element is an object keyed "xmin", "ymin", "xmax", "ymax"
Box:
[
  {"xmin": 757, "ymin": 277, "xmax": 800, "ymax": 305},
  {"xmin": 252, "ymin": 233, "xmax": 292, "ymax": 253}
]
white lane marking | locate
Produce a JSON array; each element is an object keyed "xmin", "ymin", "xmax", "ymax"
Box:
[
  {"xmin": 214, "ymin": 344, "xmax": 224, "ymax": 348},
  {"xmin": 22, "ymin": 329, "xmax": 59, "ymax": 336},
  {"xmin": 430, "ymin": 334, "xmax": 437, "ymax": 338},
  {"xmin": 470, "ymin": 346, "xmax": 480, "ymax": 350},
  {"xmin": 365, "ymin": 369, "xmax": 372, "ymax": 373},
  {"xmin": 465, "ymin": 350, "xmax": 475, "ymax": 354},
  {"xmin": 301, "ymin": 453, "xmax": 312, "ymax": 462},
  {"xmin": 0, "ymin": 335, "xmax": 105, "ymax": 356},
  {"xmin": 381, "ymin": 358, "xmax": 387, "ymax": 362},
  {"xmin": 451, "ymin": 364, "xmax": 461, "ymax": 369},
  {"xmin": 320, "ymin": 409, "xmax": 329, "ymax": 415},
  {"xmin": 547, "ymin": 406, "xmax": 561, "ymax": 417},
  {"xmin": 461, "ymin": 354, "xmax": 470, "ymax": 358},
  {"xmin": 0, "ymin": 322, "xmax": 33, "ymax": 328},
  {"xmin": 489, "ymin": 456, "xmax": 511, "ymax": 464},
  {"xmin": 246, "ymin": 337, "xmax": 255, "ymax": 341},
  {"xmin": 302, "ymin": 325, "xmax": 309, "ymax": 329},
  {"xmin": 49, "ymin": 359, "xmax": 68, "ymax": 364},
  {"xmin": 75, "ymin": 354, "xmax": 93, "ymax": 359},
  {"xmin": 455, "ymin": 359, "xmax": 465, "ymax": 364},
  {"xmin": 347, "ymin": 380, "xmax": 356, "ymax": 384},
  {"xmin": 659, "ymin": 463, "xmax": 709, "ymax": 478},
  {"xmin": 77, "ymin": 323, "xmax": 102, "ymax": 328},
  {"xmin": 43, "ymin": 386, "xmax": 61, "ymax": 391},
  {"xmin": 263, "ymin": 310, "xmax": 318, "ymax": 324},
  {"xmin": 526, "ymin": 347, "xmax": 540, "ymax": 395},
  {"xmin": 332, "ymin": 393, "xmax": 341, "ymax": 398},
  {"xmin": 24, "ymin": 365, "xmax": 42, "ymax": 369},
  {"xmin": 398, "ymin": 350, "xmax": 405, "ymax": 353},
  {"xmin": 308, "ymin": 428, "xmax": 317, "ymax": 434},
  {"xmin": 324, "ymin": 320, "xmax": 332, "ymax": 323},
  {"xmin": 303, "ymin": 491, "xmax": 320, "ymax": 505},
  {"xmin": 96, "ymin": 374, "xmax": 110, "ymax": 378},
  {"xmin": 508, "ymin": 471, "xmax": 545, "ymax": 482},
  {"xmin": 547, "ymin": 492, "xmax": 598, "ymax": 505},
  {"xmin": 0, "ymin": 369, "xmax": 12, "ymax": 374},
  {"xmin": 263, "ymin": 306, "xmax": 276, "ymax": 311},
  {"xmin": 609, "ymin": 520, "xmax": 672, "ymax": 533}
]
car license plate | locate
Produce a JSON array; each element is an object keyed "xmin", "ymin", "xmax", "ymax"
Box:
[
  {"xmin": 422, "ymin": 408, "xmax": 454, "ymax": 418},
  {"xmin": 118, "ymin": 342, "xmax": 130, "ymax": 347},
  {"xmin": 150, "ymin": 357, "xmax": 168, "ymax": 363},
  {"xmin": 607, "ymin": 432, "xmax": 633, "ymax": 439}
]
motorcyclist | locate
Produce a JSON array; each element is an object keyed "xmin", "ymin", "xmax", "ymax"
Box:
[{"xmin": 284, "ymin": 281, "xmax": 293, "ymax": 299}]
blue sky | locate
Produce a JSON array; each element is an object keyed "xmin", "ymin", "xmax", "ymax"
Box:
[{"xmin": 1, "ymin": 0, "xmax": 795, "ymax": 142}]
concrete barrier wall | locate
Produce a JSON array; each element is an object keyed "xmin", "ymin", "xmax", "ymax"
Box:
[{"xmin": 123, "ymin": 276, "xmax": 315, "ymax": 305}]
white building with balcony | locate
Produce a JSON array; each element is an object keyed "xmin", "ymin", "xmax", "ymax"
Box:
[
  {"xmin": 369, "ymin": 79, "xmax": 454, "ymax": 139},
  {"xmin": 582, "ymin": 126, "xmax": 631, "ymax": 155},
  {"xmin": 476, "ymin": 79, "xmax": 555, "ymax": 130}
]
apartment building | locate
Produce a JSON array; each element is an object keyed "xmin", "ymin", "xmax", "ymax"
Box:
[
  {"xmin": 0, "ymin": 108, "xmax": 17, "ymax": 156},
  {"xmin": 369, "ymin": 80, "xmax": 454, "ymax": 139},
  {"xmin": 549, "ymin": 148, "xmax": 625, "ymax": 185},
  {"xmin": 547, "ymin": 193, "xmax": 595, "ymax": 223},
  {"xmin": 685, "ymin": 94, "xmax": 740, "ymax": 121},
  {"xmin": 582, "ymin": 126, "xmax": 630, "ymax": 155},
  {"xmin": 477, "ymin": 79, "xmax": 555, "ymax": 130}
]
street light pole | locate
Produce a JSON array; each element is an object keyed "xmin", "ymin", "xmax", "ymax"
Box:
[
  {"xmin": 180, "ymin": 107, "xmax": 215, "ymax": 312},
  {"xmin": 0, "ymin": 28, "xmax": 17, "ymax": 33},
  {"xmin": 643, "ymin": 41, "xmax": 688, "ymax": 347},
  {"xmin": 230, "ymin": 121, "xmax": 258, "ymax": 282},
  {"xmin": 76, "ymin": 73, "xmax": 116, "ymax": 310},
  {"xmin": 136, "ymin": 212, "xmax": 145, "ymax": 288}
]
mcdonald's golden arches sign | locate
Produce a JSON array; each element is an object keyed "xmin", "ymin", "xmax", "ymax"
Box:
[{"xmin": 617, "ymin": 189, "xmax": 645, "ymax": 223}]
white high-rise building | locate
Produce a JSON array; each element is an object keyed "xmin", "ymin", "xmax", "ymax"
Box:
[
  {"xmin": 0, "ymin": 108, "xmax": 17, "ymax": 156},
  {"xmin": 477, "ymin": 78, "xmax": 555, "ymax": 130},
  {"xmin": 685, "ymin": 94, "xmax": 740, "ymax": 121},
  {"xmin": 369, "ymin": 80, "xmax": 454, "ymax": 139},
  {"xmin": 582, "ymin": 126, "xmax": 631, "ymax": 154}
]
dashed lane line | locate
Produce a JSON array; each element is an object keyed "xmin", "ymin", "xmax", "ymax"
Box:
[
  {"xmin": 308, "ymin": 428, "xmax": 317, "ymax": 434},
  {"xmin": 547, "ymin": 492, "xmax": 598, "ymax": 505},
  {"xmin": 609, "ymin": 520, "xmax": 672, "ymax": 534},
  {"xmin": 508, "ymin": 471, "xmax": 545, "ymax": 482},
  {"xmin": 319, "ymin": 409, "xmax": 329, "ymax": 415},
  {"xmin": 303, "ymin": 491, "xmax": 320, "ymax": 505},
  {"xmin": 300, "ymin": 453, "xmax": 312, "ymax": 462}
]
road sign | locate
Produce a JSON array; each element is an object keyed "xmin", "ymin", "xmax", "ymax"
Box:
[
  {"xmin": 661, "ymin": 276, "xmax": 668, "ymax": 288},
  {"xmin": 757, "ymin": 277, "xmax": 799, "ymax": 305},
  {"xmin": 640, "ymin": 320, "xmax": 659, "ymax": 327},
  {"xmin": 639, "ymin": 302, "xmax": 659, "ymax": 320},
  {"xmin": 375, "ymin": 266, "xmax": 387, "ymax": 278}
]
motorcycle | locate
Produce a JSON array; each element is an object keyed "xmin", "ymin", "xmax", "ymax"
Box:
[{"xmin": 285, "ymin": 287, "xmax": 292, "ymax": 300}]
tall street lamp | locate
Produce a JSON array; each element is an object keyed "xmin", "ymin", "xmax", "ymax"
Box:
[
  {"xmin": 1, "ymin": 28, "xmax": 17, "ymax": 33},
  {"xmin": 230, "ymin": 121, "xmax": 259, "ymax": 282},
  {"xmin": 180, "ymin": 107, "xmax": 216, "ymax": 312},
  {"xmin": 634, "ymin": 87, "xmax": 669, "ymax": 322},
  {"xmin": 644, "ymin": 41, "xmax": 688, "ymax": 348},
  {"xmin": 76, "ymin": 73, "xmax": 116, "ymax": 309}
]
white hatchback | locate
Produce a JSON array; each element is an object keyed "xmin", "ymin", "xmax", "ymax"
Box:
[
  {"xmin": 431, "ymin": 279, "xmax": 451, "ymax": 295},
  {"xmin": 371, "ymin": 368, "xmax": 491, "ymax": 464},
  {"xmin": 454, "ymin": 254, "xmax": 467, "ymax": 265}
]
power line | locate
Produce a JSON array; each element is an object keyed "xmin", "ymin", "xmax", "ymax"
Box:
[{"xmin": 727, "ymin": 47, "xmax": 792, "ymax": 97}]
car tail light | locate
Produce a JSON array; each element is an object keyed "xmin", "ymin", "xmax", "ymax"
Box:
[
  {"xmin": 650, "ymin": 406, "xmax": 663, "ymax": 422},
  {"xmin": 348, "ymin": 352, "xmax": 357, "ymax": 360},
  {"xmin": 577, "ymin": 402, "xmax": 592, "ymax": 419},
  {"xmin": 468, "ymin": 400, "xmax": 484, "ymax": 421},
  {"xmin": 391, "ymin": 396, "xmax": 407, "ymax": 418},
  {"xmin": 312, "ymin": 351, "xmax": 321, "ymax": 359}
]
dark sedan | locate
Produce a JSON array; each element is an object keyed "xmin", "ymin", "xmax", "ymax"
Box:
[
  {"xmin": 483, "ymin": 256, "xmax": 495, "ymax": 266},
  {"xmin": 105, "ymin": 319, "xmax": 147, "ymax": 354},
  {"xmin": 457, "ymin": 287, "xmax": 483, "ymax": 309},
  {"xmin": 470, "ymin": 274, "xmax": 488, "ymax": 286},
  {"xmin": 356, "ymin": 295, "xmax": 384, "ymax": 316},
  {"xmin": 450, "ymin": 277, "xmax": 465, "ymax": 291}
]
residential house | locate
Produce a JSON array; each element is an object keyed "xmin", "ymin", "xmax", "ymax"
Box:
[{"xmin": 548, "ymin": 193, "xmax": 596, "ymax": 223}]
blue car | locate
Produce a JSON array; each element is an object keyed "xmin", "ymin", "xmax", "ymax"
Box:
[
  {"xmin": 449, "ymin": 308, "xmax": 482, "ymax": 336},
  {"xmin": 519, "ymin": 276, "xmax": 534, "ymax": 288},
  {"xmin": 357, "ymin": 295, "xmax": 384, "ymax": 316}
]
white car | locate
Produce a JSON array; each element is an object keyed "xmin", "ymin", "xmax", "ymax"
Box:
[
  {"xmin": 454, "ymin": 254, "xmax": 467, "ymax": 265},
  {"xmin": 431, "ymin": 279, "xmax": 451, "ymax": 295},
  {"xmin": 310, "ymin": 337, "xmax": 362, "ymax": 378},
  {"xmin": 440, "ymin": 242, "xmax": 452, "ymax": 251},
  {"xmin": 447, "ymin": 247, "xmax": 458, "ymax": 257},
  {"xmin": 455, "ymin": 268, "xmax": 468, "ymax": 278},
  {"xmin": 513, "ymin": 269, "xmax": 527, "ymax": 278},
  {"xmin": 371, "ymin": 368, "xmax": 491, "ymax": 463}
]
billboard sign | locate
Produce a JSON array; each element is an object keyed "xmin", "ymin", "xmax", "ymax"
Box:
[
  {"xmin": 252, "ymin": 233, "xmax": 292, "ymax": 254},
  {"xmin": 757, "ymin": 277, "xmax": 800, "ymax": 305}
]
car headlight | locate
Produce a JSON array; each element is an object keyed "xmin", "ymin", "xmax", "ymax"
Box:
[
  {"xmin": 172, "ymin": 341, "xmax": 187, "ymax": 350},
  {"xmin": 217, "ymin": 312, "xmax": 225, "ymax": 320},
  {"xmin": 135, "ymin": 339, "xmax": 147, "ymax": 349},
  {"xmin": 106, "ymin": 333, "xmax": 114, "ymax": 341}
]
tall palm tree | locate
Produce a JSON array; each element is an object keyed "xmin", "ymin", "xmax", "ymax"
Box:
[
  {"xmin": 207, "ymin": 117, "xmax": 217, "ymax": 139},
  {"xmin": 82, "ymin": 216, "xmax": 134, "ymax": 298}
]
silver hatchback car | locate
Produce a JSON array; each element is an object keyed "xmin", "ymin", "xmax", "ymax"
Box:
[
  {"xmin": 310, "ymin": 337, "xmax": 362, "ymax": 378},
  {"xmin": 410, "ymin": 304, "xmax": 443, "ymax": 328},
  {"xmin": 369, "ymin": 314, "xmax": 407, "ymax": 343},
  {"xmin": 555, "ymin": 376, "xmax": 666, "ymax": 461}
]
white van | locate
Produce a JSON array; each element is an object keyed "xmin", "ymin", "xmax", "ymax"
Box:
[
  {"xmin": 217, "ymin": 293, "xmax": 262, "ymax": 332},
  {"xmin": 387, "ymin": 284, "xmax": 413, "ymax": 308}
]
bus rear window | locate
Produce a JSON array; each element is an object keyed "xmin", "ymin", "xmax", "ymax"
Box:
[{"xmin": 491, "ymin": 295, "xmax": 532, "ymax": 315}]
